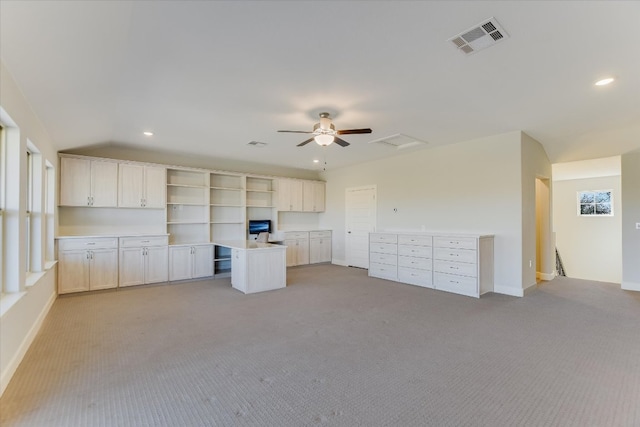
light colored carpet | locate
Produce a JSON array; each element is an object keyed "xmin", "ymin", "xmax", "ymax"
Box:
[{"xmin": 1, "ymin": 265, "xmax": 639, "ymax": 426}]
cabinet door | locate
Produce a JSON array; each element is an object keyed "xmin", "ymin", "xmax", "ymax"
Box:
[
  {"xmin": 303, "ymin": 181, "xmax": 325, "ymax": 212},
  {"xmin": 284, "ymin": 239, "xmax": 298, "ymax": 267},
  {"xmin": 303, "ymin": 181, "xmax": 315, "ymax": 212},
  {"xmin": 90, "ymin": 160, "xmax": 118, "ymax": 207},
  {"xmin": 119, "ymin": 247, "xmax": 145, "ymax": 287},
  {"xmin": 145, "ymin": 246, "xmax": 168, "ymax": 284},
  {"xmin": 278, "ymin": 179, "xmax": 303, "ymax": 211},
  {"xmin": 169, "ymin": 246, "xmax": 193, "ymax": 281},
  {"xmin": 60, "ymin": 157, "xmax": 91, "ymax": 206},
  {"xmin": 297, "ymin": 238, "xmax": 310, "ymax": 265},
  {"xmin": 290, "ymin": 180, "xmax": 303, "ymax": 211},
  {"xmin": 313, "ymin": 182, "xmax": 325, "ymax": 212},
  {"xmin": 58, "ymin": 250, "xmax": 90, "ymax": 293},
  {"xmin": 231, "ymin": 248, "xmax": 246, "ymax": 292},
  {"xmin": 144, "ymin": 166, "xmax": 166, "ymax": 208},
  {"xmin": 310, "ymin": 237, "xmax": 331, "ymax": 264},
  {"xmin": 90, "ymin": 248, "xmax": 119, "ymax": 290},
  {"xmin": 192, "ymin": 245, "xmax": 214, "ymax": 279},
  {"xmin": 118, "ymin": 163, "xmax": 144, "ymax": 207}
]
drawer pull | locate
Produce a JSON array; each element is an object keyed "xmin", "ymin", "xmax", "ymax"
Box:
[
  {"xmin": 450, "ymin": 253, "xmax": 458, "ymax": 256},
  {"xmin": 141, "ymin": 240, "xmax": 150, "ymax": 243},
  {"xmin": 449, "ymin": 266, "xmax": 459, "ymax": 270},
  {"xmin": 86, "ymin": 243, "xmax": 95, "ymax": 245}
]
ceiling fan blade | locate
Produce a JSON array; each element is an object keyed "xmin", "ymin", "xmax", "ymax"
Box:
[
  {"xmin": 334, "ymin": 137, "xmax": 350, "ymax": 147},
  {"xmin": 336, "ymin": 128, "xmax": 372, "ymax": 135},
  {"xmin": 278, "ymin": 130, "xmax": 314, "ymax": 134},
  {"xmin": 297, "ymin": 137, "xmax": 315, "ymax": 147}
]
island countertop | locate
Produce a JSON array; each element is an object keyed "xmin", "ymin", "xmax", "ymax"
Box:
[{"xmin": 212, "ymin": 240, "xmax": 286, "ymax": 250}]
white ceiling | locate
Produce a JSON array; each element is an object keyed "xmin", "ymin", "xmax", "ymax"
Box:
[{"xmin": 1, "ymin": 1, "xmax": 639, "ymax": 171}]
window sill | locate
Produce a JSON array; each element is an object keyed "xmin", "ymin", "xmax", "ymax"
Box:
[{"xmin": 25, "ymin": 272, "xmax": 46, "ymax": 288}]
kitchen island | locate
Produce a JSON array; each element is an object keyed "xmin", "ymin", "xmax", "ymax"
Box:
[{"xmin": 213, "ymin": 240, "xmax": 287, "ymax": 294}]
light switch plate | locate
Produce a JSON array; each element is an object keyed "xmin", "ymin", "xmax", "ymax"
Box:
[{"xmin": 636, "ymin": 223, "xmax": 640, "ymax": 230}]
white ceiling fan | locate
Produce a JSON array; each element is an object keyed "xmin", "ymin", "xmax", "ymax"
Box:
[{"xmin": 278, "ymin": 112, "xmax": 372, "ymax": 147}]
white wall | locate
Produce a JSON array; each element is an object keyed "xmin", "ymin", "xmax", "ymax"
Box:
[
  {"xmin": 521, "ymin": 132, "xmax": 553, "ymax": 290},
  {"xmin": 553, "ymin": 175, "xmax": 622, "ymax": 283},
  {"xmin": 320, "ymin": 131, "xmax": 536, "ymax": 296},
  {"xmin": 1, "ymin": 61, "xmax": 58, "ymax": 395},
  {"xmin": 621, "ymin": 151, "xmax": 640, "ymax": 291}
]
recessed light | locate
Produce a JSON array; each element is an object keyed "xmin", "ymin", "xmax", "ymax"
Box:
[
  {"xmin": 143, "ymin": 131, "xmax": 154, "ymax": 136},
  {"xmin": 595, "ymin": 78, "xmax": 614, "ymax": 86},
  {"xmin": 313, "ymin": 159, "xmax": 319, "ymax": 163}
]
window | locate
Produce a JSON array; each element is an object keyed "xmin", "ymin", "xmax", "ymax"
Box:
[
  {"xmin": 0, "ymin": 125, "xmax": 4, "ymax": 294},
  {"xmin": 578, "ymin": 190, "xmax": 613, "ymax": 216},
  {"xmin": 25, "ymin": 149, "xmax": 32, "ymax": 273},
  {"xmin": 45, "ymin": 162, "xmax": 55, "ymax": 263}
]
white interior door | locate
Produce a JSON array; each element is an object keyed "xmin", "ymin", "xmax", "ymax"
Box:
[{"xmin": 345, "ymin": 185, "xmax": 376, "ymax": 268}]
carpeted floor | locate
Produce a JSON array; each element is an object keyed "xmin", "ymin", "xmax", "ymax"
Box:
[{"xmin": 1, "ymin": 264, "xmax": 639, "ymax": 426}]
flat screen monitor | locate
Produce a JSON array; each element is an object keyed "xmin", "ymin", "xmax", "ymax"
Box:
[{"xmin": 248, "ymin": 219, "xmax": 271, "ymax": 235}]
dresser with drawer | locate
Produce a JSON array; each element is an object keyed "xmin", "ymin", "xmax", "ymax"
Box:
[{"xmin": 369, "ymin": 232, "xmax": 493, "ymax": 298}]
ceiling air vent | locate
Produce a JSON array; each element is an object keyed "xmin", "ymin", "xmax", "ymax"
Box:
[
  {"xmin": 368, "ymin": 134, "xmax": 427, "ymax": 150},
  {"xmin": 448, "ymin": 17, "xmax": 509, "ymax": 55},
  {"xmin": 247, "ymin": 141, "xmax": 267, "ymax": 147}
]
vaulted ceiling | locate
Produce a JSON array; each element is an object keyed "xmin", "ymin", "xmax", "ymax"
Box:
[{"xmin": 1, "ymin": 1, "xmax": 639, "ymax": 171}]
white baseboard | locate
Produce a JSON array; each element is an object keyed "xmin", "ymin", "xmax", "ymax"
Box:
[
  {"xmin": 622, "ymin": 281, "xmax": 640, "ymax": 292},
  {"xmin": 537, "ymin": 271, "xmax": 556, "ymax": 281},
  {"xmin": 493, "ymin": 285, "xmax": 524, "ymax": 297},
  {"xmin": 0, "ymin": 292, "xmax": 56, "ymax": 396}
]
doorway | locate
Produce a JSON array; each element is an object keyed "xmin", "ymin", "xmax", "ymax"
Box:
[
  {"xmin": 345, "ymin": 185, "xmax": 377, "ymax": 269},
  {"xmin": 535, "ymin": 177, "xmax": 553, "ymax": 281}
]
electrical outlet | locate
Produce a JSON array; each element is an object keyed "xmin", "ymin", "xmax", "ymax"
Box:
[
  {"xmin": 529, "ymin": 260, "xmax": 532, "ymax": 268},
  {"xmin": 636, "ymin": 223, "xmax": 640, "ymax": 230}
]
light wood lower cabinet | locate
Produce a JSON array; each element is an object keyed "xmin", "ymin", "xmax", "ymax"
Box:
[
  {"xmin": 119, "ymin": 235, "xmax": 168, "ymax": 287},
  {"xmin": 284, "ymin": 232, "xmax": 309, "ymax": 267},
  {"xmin": 369, "ymin": 232, "xmax": 494, "ymax": 298},
  {"xmin": 168, "ymin": 244, "xmax": 214, "ymax": 281},
  {"xmin": 58, "ymin": 237, "xmax": 119, "ymax": 294},
  {"xmin": 309, "ymin": 230, "xmax": 332, "ymax": 263}
]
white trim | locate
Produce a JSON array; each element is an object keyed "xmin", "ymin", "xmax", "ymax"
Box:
[
  {"xmin": 493, "ymin": 285, "xmax": 524, "ymax": 297},
  {"xmin": 621, "ymin": 281, "xmax": 640, "ymax": 292},
  {"xmin": 332, "ymin": 258, "xmax": 347, "ymax": 267},
  {"xmin": 0, "ymin": 291, "xmax": 56, "ymax": 396},
  {"xmin": 537, "ymin": 271, "xmax": 556, "ymax": 281}
]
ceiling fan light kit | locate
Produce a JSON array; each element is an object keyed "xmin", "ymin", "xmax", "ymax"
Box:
[{"xmin": 278, "ymin": 112, "xmax": 372, "ymax": 148}]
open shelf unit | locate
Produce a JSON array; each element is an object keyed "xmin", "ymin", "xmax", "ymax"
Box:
[
  {"xmin": 166, "ymin": 170, "xmax": 278, "ymax": 268},
  {"xmin": 166, "ymin": 169, "xmax": 210, "ymax": 245}
]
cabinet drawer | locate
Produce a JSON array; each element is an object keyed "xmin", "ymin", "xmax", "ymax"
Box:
[
  {"xmin": 370, "ymin": 242, "xmax": 397, "ymax": 255},
  {"xmin": 370, "ymin": 233, "xmax": 397, "ymax": 244},
  {"xmin": 284, "ymin": 232, "xmax": 309, "ymax": 240},
  {"xmin": 370, "ymin": 252, "xmax": 397, "ymax": 266},
  {"xmin": 398, "ymin": 244, "xmax": 432, "ymax": 258},
  {"xmin": 434, "ymin": 260, "xmax": 477, "ymax": 277},
  {"xmin": 398, "ymin": 267, "xmax": 433, "ymax": 288},
  {"xmin": 434, "ymin": 236, "xmax": 476, "ymax": 250},
  {"xmin": 309, "ymin": 230, "xmax": 331, "ymax": 239},
  {"xmin": 398, "ymin": 235, "xmax": 432, "ymax": 246},
  {"xmin": 369, "ymin": 263, "xmax": 397, "ymax": 281},
  {"xmin": 434, "ymin": 272, "xmax": 478, "ymax": 297},
  {"xmin": 434, "ymin": 247, "xmax": 477, "ymax": 264},
  {"xmin": 398, "ymin": 255, "xmax": 432, "ymax": 270},
  {"xmin": 119, "ymin": 235, "xmax": 168, "ymax": 248},
  {"xmin": 58, "ymin": 237, "xmax": 118, "ymax": 251}
]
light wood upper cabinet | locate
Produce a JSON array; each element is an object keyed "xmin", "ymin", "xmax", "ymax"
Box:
[
  {"xmin": 277, "ymin": 179, "xmax": 303, "ymax": 212},
  {"xmin": 118, "ymin": 164, "xmax": 166, "ymax": 208},
  {"xmin": 303, "ymin": 181, "xmax": 325, "ymax": 212},
  {"xmin": 60, "ymin": 157, "xmax": 118, "ymax": 207}
]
